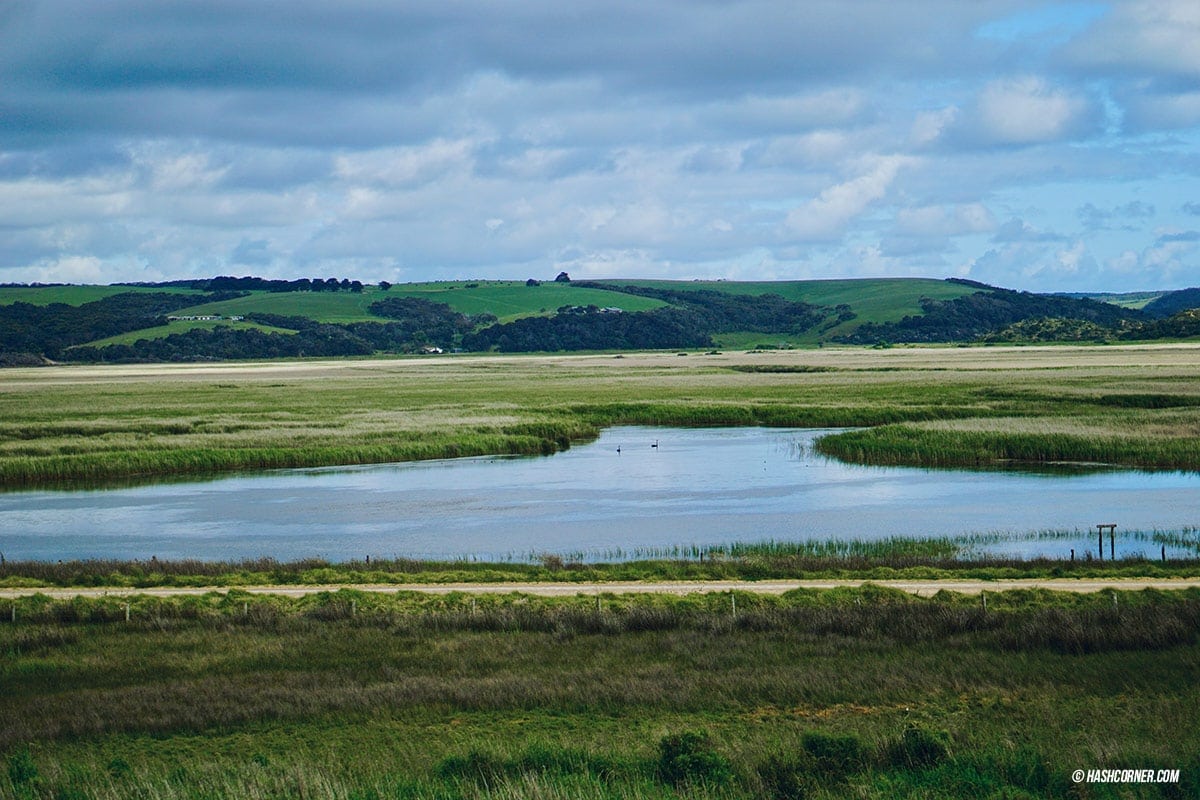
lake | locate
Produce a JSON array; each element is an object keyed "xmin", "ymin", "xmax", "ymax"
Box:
[{"xmin": 2, "ymin": 426, "xmax": 1198, "ymax": 562}]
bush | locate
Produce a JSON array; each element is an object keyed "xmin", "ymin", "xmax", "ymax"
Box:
[
  {"xmin": 7, "ymin": 748, "xmax": 38, "ymax": 785},
  {"xmin": 887, "ymin": 724, "xmax": 950, "ymax": 769},
  {"xmin": 657, "ymin": 731, "xmax": 733, "ymax": 787},
  {"xmin": 756, "ymin": 754, "xmax": 810, "ymax": 799},
  {"xmin": 802, "ymin": 731, "xmax": 866, "ymax": 777}
]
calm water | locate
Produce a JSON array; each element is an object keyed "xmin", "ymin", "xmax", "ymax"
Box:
[{"xmin": 2, "ymin": 427, "xmax": 1198, "ymax": 562}]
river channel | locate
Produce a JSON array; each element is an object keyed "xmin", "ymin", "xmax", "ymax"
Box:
[{"xmin": 2, "ymin": 427, "xmax": 1198, "ymax": 562}]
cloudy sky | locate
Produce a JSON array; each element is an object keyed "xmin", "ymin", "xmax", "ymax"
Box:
[{"xmin": 2, "ymin": 1, "xmax": 1198, "ymax": 291}]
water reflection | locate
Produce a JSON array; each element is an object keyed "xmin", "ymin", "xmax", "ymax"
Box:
[{"xmin": 2, "ymin": 426, "xmax": 1199, "ymax": 562}]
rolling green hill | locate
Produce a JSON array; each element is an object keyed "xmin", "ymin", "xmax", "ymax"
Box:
[
  {"xmin": 2, "ymin": 276, "xmax": 1186, "ymax": 362},
  {"xmin": 77, "ymin": 318, "xmax": 298, "ymax": 348},
  {"xmin": 606, "ymin": 277, "xmax": 981, "ymax": 343},
  {"xmin": 0, "ymin": 284, "xmax": 202, "ymax": 306},
  {"xmin": 171, "ymin": 281, "xmax": 667, "ymax": 325}
]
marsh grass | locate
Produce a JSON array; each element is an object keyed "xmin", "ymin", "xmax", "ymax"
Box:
[
  {"xmin": 3, "ymin": 588, "xmax": 1199, "ymax": 799},
  {"xmin": 3, "ymin": 530, "xmax": 1198, "ymax": 589},
  {"xmin": 5, "ymin": 346, "xmax": 1200, "ymax": 486}
]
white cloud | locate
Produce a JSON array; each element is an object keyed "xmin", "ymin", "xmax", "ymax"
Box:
[
  {"xmin": 894, "ymin": 203, "xmax": 995, "ymax": 237},
  {"xmin": 971, "ymin": 76, "xmax": 1097, "ymax": 144},
  {"xmin": 786, "ymin": 155, "xmax": 912, "ymax": 241}
]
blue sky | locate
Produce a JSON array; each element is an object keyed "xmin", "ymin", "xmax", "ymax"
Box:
[{"xmin": 1, "ymin": 1, "xmax": 1198, "ymax": 291}]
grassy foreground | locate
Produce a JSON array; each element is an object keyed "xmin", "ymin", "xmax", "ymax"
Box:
[
  {"xmin": 3, "ymin": 586, "xmax": 1199, "ymax": 799},
  {"xmin": 3, "ymin": 344, "xmax": 1200, "ymax": 487}
]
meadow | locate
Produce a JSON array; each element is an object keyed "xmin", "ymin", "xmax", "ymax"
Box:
[
  {"xmin": 3, "ymin": 586, "xmax": 1199, "ymax": 799},
  {"xmin": 5, "ymin": 345, "xmax": 1200, "ymax": 798},
  {"xmin": 3, "ymin": 344, "xmax": 1200, "ymax": 487}
]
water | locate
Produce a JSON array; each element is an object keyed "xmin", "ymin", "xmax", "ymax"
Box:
[{"xmin": 2, "ymin": 427, "xmax": 1198, "ymax": 562}]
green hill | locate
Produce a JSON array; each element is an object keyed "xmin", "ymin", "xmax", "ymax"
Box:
[
  {"xmin": 605, "ymin": 278, "xmax": 981, "ymax": 344},
  {"xmin": 171, "ymin": 281, "xmax": 666, "ymax": 325},
  {"xmin": 4, "ymin": 276, "xmax": 1190, "ymax": 363},
  {"xmin": 0, "ymin": 284, "xmax": 202, "ymax": 306}
]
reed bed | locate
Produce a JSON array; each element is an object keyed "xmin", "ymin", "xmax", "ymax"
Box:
[{"xmin": 5, "ymin": 346, "xmax": 1200, "ymax": 486}]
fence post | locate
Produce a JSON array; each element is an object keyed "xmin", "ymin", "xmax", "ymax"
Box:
[
  {"xmin": 981, "ymin": 591, "xmax": 987, "ymax": 612},
  {"xmin": 124, "ymin": 603, "xmax": 130, "ymax": 623}
]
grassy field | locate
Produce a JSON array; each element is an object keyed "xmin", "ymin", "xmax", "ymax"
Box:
[
  {"xmin": 3, "ymin": 344, "xmax": 1200, "ymax": 487},
  {"xmin": 71, "ymin": 319, "xmax": 299, "ymax": 349},
  {"xmin": 2, "ymin": 587, "xmax": 1197, "ymax": 799},
  {"xmin": 0, "ymin": 285, "xmax": 202, "ymax": 306},
  {"xmin": 171, "ymin": 282, "xmax": 667, "ymax": 325}
]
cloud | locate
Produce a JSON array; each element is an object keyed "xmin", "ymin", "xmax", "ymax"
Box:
[
  {"xmin": 955, "ymin": 76, "xmax": 1102, "ymax": 145},
  {"xmin": 1078, "ymin": 201, "xmax": 1156, "ymax": 231},
  {"xmin": 786, "ymin": 156, "xmax": 912, "ymax": 242},
  {"xmin": 992, "ymin": 217, "xmax": 1067, "ymax": 244},
  {"xmin": 0, "ymin": 2, "xmax": 1198, "ymax": 292}
]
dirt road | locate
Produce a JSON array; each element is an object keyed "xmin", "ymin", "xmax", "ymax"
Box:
[{"xmin": 3, "ymin": 577, "xmax": 1199, "ymax": 599}]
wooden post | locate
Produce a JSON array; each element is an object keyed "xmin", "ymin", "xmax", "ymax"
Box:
[
  {"xmin": 731, "ymin": 592, "xmax": 737, "ymax": 620},
  {"xmin": 981, "ymin": 591, "xmax": 987, "ymax": 612},
  {"xmin": 1162, "ymin": 545, "xmax": 1166, "ymax": 562},
  {"xmin": 124, "ymin": 603, "xmax": 130, "ymax": 622},
  {"xmin": 351, "ymin": 600, "xmax": 357, "ymax": 617},
  {"xmin": 10, "ymin": 605, "xmax": 15, "ymax": 623},
  {"xmin": 1096, "ymin": 524, "xmax": 1116, "ymax": 561},
  {"xmin": 1070, "ymin": 548, "xmax": 1075, "ymax": 562},
  {"xmin": 243, "ymin": 601, "xmax": 248, "ymax": 617}
]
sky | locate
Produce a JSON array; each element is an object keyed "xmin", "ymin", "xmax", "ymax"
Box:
[{"xmin": 1, "ymin": 1, "xmax": 1199, "ymax": 292}]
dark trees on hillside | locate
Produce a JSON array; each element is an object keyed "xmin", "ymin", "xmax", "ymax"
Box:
[
  {"xmin": 835, "ymin": 287, "xmax": 1144, "ymax": 344},
  {"xmin": 0, "ymin": 292, "xmax": 237, "ymax": 360}
]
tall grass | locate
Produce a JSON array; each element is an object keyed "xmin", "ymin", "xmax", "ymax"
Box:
[
  {"xmin": 3, "ymin": 588, "xmax": 1199, "ymax": 798},
  {"xmin": 5, "ymin": 346, "xmax": 1200, "ymax": 487}
]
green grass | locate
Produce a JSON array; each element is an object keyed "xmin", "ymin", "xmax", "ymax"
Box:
[
  {"xmin": 172, "ymin": 281, "xmax": 667, "ymax": 324},
  {"xmin": 4, "ymin": 346, "xmax": 1200, "ymax": 486},
  {"xmin": 72, "ymin": 319, "xmax": 298, "ymax": 348},
  {"xmin": 3, "ymin": 534, "xmax": 1199, "ymax": 589},
  {"xmin": 2, "ymin": 588, "xmax": 1198, "ymax": 798},
  {"xmin": 0, "ymin": 285, "xmax": 202, "ymax": 306}
]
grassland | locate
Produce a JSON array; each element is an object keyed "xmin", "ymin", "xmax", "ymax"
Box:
[
  {"xmin": 171, "ymin": 282, "xmax": 667, "ymax": 325},
  {"xmin": 0, "ymin": 285, "xmax": 202, "ymax": 306},
  {"xmin": 3, "ymin": 344, "xmax": 1200, "ymax": 487},
  {"xmin": 2, "ymin": 587, "xmax": 1198, "ymax": 799},
  {"xmin": 72, "ymin": 319, "xmax": 298, "ymax": 349}
]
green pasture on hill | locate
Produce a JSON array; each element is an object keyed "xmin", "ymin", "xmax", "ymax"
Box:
[
  {"xmin": 0, "ymin": 284, "xmax": 202, "ymax": 306},
  {"xmin": 607, "ymin": 277, "xmax": 982, "ymax": 341},
  {"xmin": 72, "ymin": 318, "xmax": 298, "ymax": 349},
  {"xmin": 172, "ymin": 281, "xmax": 667, "ymax": 325}
]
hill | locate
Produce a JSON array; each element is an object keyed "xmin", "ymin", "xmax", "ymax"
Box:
[
  {"xmin": 3, "ymin": 276, "xmax": 1197, "ymax": 363},
  {"xmin": 1142, "ymin": 287, "xmax": 1200, "ymax": 318}
]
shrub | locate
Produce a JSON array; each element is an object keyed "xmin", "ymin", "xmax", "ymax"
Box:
[
  {"xmin": 657, "ymin": 731, "xmax": 733, "ymax": 787},
  {"xmin": 7, "ymin": 748, "xmax": 38, "ymax": 785},
  {"xmin": 887, "ymin": 724, "xmax": 951, "ymax": 769},
  {"xmin": 801, "ymin": 731, "xmax": 866, "ymax": 777},
  {"xmin": 756, "ymin": 754, "xmax": 810, "ymax": 799}
]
